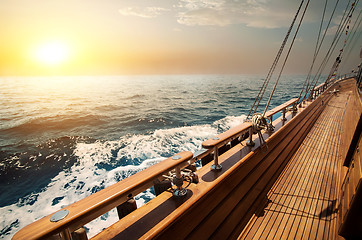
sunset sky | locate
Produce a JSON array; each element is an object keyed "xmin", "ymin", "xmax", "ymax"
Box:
[{"xmin": 0, "ymin": 0, "xmax": 361, "ymax": 76}]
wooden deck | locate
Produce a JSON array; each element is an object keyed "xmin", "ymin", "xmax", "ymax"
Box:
[{"xmin": 239, "ymin": 88, "xmax": 351, "ymax": 239}]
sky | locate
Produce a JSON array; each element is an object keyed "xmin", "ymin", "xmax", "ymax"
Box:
[{"xmin": 0, "ymin": 0, "xmax": 361, "ymax": 76}]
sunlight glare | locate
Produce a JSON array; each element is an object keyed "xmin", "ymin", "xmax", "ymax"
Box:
[{"xmin": 34, "ymin": 41, "xmax": 70, "ymax": 66}]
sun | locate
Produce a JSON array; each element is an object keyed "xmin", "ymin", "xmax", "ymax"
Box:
[{"xmin": 34, "ymin": 41, "xmax": 70, "ymax": 66}]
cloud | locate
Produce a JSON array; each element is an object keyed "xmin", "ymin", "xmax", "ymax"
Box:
[
  {"xmin": 176, "ymin": 0, "xmax": 299, "ymax": 28},
  {"xmin": 178, "ymin": 8, "xmax": 233, "ymax": 26},
  {"xmin": 117, "ymin": 0, "xmax": 343, "ymax": 29},
  {"xmin": 117, "ymin": 0, "xmax": 298, "ymax": 28},
  {"xmin": 119, "ymin": 7, "xmax": 169, "ymax": 18}
]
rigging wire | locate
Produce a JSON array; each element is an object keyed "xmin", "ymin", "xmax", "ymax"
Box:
[
  {"xmin": 303, "ymin": 0, "xmax": 353, "ymax": 95},
  {"xmin": 297, "ymin": 0, "xmax": 340, "ymax": 102},
  {"xmin": 305, "ymin": 0, "xmax": 359, "ymax": 98},
  {"xmin": 323, "ymin": 0, "xmax": 359, "ymax": 83},
  {"xmin": 246, "ymin": 0, "xmax": 306, "ymax": 119},
  {"xmin": 305, "ymin": 0, "xmax": 353, "ymax": 97},
  {"xmin": 246, "ymin": 0, "xmax": 360, "ymax": 119},
  {"xmin": 339, "ymin": 9, "xmax": 362, "ymax": 72},
  {"xmin": 262, "ymin": 0, "xmax": 311, "ymax": 116}
]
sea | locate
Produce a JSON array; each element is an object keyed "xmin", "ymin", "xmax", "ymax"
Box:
[{"xmin": 0, "ymin": 75, "xmax": 307, "ymax": 239}]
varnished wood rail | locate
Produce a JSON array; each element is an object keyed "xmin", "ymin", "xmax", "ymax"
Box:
[
  {"xmin": 12, "ymin": 151, "xmax": 193, "ymax": 240},
  {"xmin": 202, "ymin": 122, "xmax": 252, "ymax": 150},
  {"xmin": 202, "ymin": 122, "xmax": 252, "ymax": 170},
  {"xmin": 313, "ymin": 83, "xmax": 326, "ymax": 99},
  {"xmin": 264, "ymin": 98, "xmax": 298, "ymax": 131},
  {"xmin": 12, "ymin": 98, "xmax": 303, "ymax": 240},
  {"xmin": 202, "ymin": 98, "xmax": 298, "ymax": 171},
  {"xmin": 312, "ymin": 78, "xmax": 340, "ymax": 100}
]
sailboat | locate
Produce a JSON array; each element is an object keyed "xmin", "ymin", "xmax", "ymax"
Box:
[{"xmin": 12, "ymin": 0, "xmax": 362, "ymax": 239}]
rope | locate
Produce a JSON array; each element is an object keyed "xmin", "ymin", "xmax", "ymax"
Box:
[
  {"xmin": 339, "ymin": 9, "xmax": 362, "ymax": 72},
  {"xmin": 297, "ymin": 0, "xmax": 339, "ymax": 103},
  {"xmin": 303, "ymin": 0, "xmax": 352, "ymax": 97},
  {"xmin": 324, "ymin": 0, "xmax": 359, "ymax": 84},
  {"xmin": 251, "ymin": 113, "xmax": 267, "ymax": 134},
  {"xmin": 250, "ymin": 113, "xmax": 268, "ymax": 150},
  {"xmin": 296, "ymin": 0, "xmax": 349, "ymax": 100},
  {"xmin": 263, "ymin": 0, "xmax": 311, "ymax": 116},
  {"xmin": 246, "ymin": 0, "xmax": 306, "ymax": 119},
  {"xmin": 306, "ymin": 0, "xmax": 359, "ymax": 96}
]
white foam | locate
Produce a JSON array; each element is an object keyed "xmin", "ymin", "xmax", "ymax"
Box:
[
  {"xmin": 214, "ymin": 115, "xmax": 246, "ymax": 130},
  {"xmin": 1, "ymin": 114, "xmax": 246, "ymax": 239}
]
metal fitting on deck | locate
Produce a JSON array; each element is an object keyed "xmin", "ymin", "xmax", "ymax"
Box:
[
  {"xmin": 172, "ymin": 172, "xmax": 188, "ymax": 198},
  {"xmin": 293, "ymin": 103, "xmax": 298, "ymax": 113},
  {"xmin": 267, "ymin": 116, "xmax": 274, "ymax": 132},
  {"xmin": 160, "ymin": 166, "xmax": 196, "ymax": 198},
  {"xmin": 170, "ymin": 156, "xmax": 188, "ymax": 197},
  {"xmin": 246, "ymin": 127, "xmax": 255, "ymax": 146},
  {"xmin": 211, "ymin": 146, "xmax": 222, "ymax": 171},
  {"xmin": 50, "ymin": 209, "xmax": 69, "ymax": 222},
  {"xmin": 167, "ymin": 155, "xmax": 198, "ymax": 197},
  {"xmin": 282, "ymin": 109, "xmax": 287, "ymax": 121}
]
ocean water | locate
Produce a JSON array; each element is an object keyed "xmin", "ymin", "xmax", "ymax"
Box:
[{"xmin": 0, "ymin": 75, "xmax": 306, "ymax": 239}]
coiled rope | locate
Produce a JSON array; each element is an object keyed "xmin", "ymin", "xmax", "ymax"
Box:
[
  {"xmin": 250, "ymin": 113, "xmax": 268, "ymax": 149},
  {"xmin": 250, "ymin": 113, "xmax": 267, "ymax": 134}
]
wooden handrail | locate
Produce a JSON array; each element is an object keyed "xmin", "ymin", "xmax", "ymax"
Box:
[
  {"xmin": 314, "ymin": 82, "xmax": 326, "ymax": 91},
  {"xmin": 193, "ymin": 148, "xmax": 213, "ymax": 161},
  {"xmin": 12, "ymin": 151, "xmax": 193, "ymax": 240},
  {"xmin": 202, "ymin": 122, "xmax": 252, "ymax": 149},
  {"xmin": 311, "ymin": 83, "xmax": 327, "ymax": 99},
  {"xmin": 264, "ymin": 98, "xmax": 298, "ymax": 118},
  {"xmin": 202, "ymin": 98, "xmax": 298, "ymax": 169},
  {"xmin": 202, "ymin": 122, "xmax": 252, "ymax": 171}
]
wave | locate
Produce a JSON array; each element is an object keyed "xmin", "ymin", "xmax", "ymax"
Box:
[
  {"xmin": 0, "ymin": 136, "xmax": 95, "ymax": 208},
  {"xmin": 123, "ymin": 94, "xmax": 146, "ymax": 100},
  {"xmin": 0, "ymin": 114, "xmax": 246, "ymax": 239},
  {"xmin": 93, "ymin": 104, "xmax": 124, "ymax": 112},
  {"xmin": 0, "ymin": 114, "xmax": 109, "ymax": 136}
]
